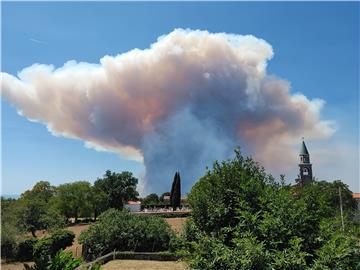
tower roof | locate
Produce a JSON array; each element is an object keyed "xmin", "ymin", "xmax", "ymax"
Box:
[{"xmin": 300, "ymin": 141, "xmax": 309, "ymax": 155}]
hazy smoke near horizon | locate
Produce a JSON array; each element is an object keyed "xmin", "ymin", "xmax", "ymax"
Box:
[{"xmin": 1, "ymin": 29, "xmax": 335, "ymax": 194}]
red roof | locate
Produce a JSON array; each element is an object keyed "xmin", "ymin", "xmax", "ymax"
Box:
[
  {"xmin": 126, "ymin": 201, "xmax": 141, "ymax": 205},
  {"xmin": 352, "ymin": 193, "xmax": 360, "ymax": 199}
]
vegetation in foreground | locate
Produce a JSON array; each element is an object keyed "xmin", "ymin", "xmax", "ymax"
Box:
[
  {"xmin": 2, "ymin": 148, "xmax": 359, "ymax": 270},
  {"xmin": 79, "ymin": 209, "xmax": 174, "ymax": 260},
  {"xmin": 178, "ymin": 149, "xmax": 360, "ymax": 269}
]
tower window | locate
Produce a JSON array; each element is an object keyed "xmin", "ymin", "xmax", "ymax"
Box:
[{"xmin": 303, "ymin": 168, "xmax": 308, "ymax": 176}]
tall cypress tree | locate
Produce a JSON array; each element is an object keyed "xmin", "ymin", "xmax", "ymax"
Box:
[
  {"xmin": 172, "ymin": 172, "xmax": 181, "ymax": 210},
  {"xmin": 170, "ymin": 172, "xmax": 177, "ymax": 207}
]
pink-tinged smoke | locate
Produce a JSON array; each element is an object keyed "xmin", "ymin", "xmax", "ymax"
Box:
[{"xmin": 1, "ymin": 29, "xmax": 335, "ymax": 193}]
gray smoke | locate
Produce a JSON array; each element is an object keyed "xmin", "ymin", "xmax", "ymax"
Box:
[{"xmin": 1, "ymin": 29, "xmax": 335, "ymax": 194}]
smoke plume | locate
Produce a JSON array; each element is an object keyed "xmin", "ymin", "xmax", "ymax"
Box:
[{"xmin": 1, "ymin": 29, "xmax": 335, "ymax": 193}]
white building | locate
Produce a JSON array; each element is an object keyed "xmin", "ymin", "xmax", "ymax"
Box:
[{"xmin": 124, "ymin": 200, "xmax": 141, "ymax": 212}]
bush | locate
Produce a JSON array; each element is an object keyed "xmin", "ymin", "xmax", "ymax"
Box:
[
  {"xmin": 48, "ymin": 250, "xmax": 82, "ymax": 270},
  {"xmin": 24, "ymin": 250, "xmax": 82, "ymax": 270},
  {"xmin": 50, "ymin": 230, "xmax": 75, "ymax": 254},
  {"xmin": 17, "ymin": 238, "xmax": 38, "ymax": 261},
  {"xmin": 79, "ymin": 209, "xmax": 174, "ymax": 260},
  {"xmin": 1, "ymin": 218, "xmax": 21, "ymax": 260},
  {"xmin": 33, "ymin": 230, "xmax": 75, "ymax": 259},
  {"xmin": 311, "ymin": 232, "xmax": 360, "ymax": 270}
]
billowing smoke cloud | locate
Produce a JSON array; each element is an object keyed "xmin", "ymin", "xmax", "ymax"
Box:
[{"xmin": 1, "ymin": 29, "xmax": 335, "ymax": 194}]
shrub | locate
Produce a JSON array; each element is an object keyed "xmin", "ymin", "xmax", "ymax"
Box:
[
  {"xmin": 33, "ymin": 230, "xmax": 75, "ymax": 259},
  {"xmin": 48, "ymin": 250, "xmax": 82, "ymax": 270},
  {"xmin": 24, "ymin": 250, "xmax": 82, "ymax": 270},
  {"xmin": 79, "ymin": 209, "xmax": 174, "ymax": 260},
  {"xmin": 311, "ymin": 232, "xmax": 360, "ymax": 270},
  {"xmin": 50, "ymin": 230, "xmax": 75, "ymax": 253},
  {"xmin": 1, "ymin": 220, "xmax": 20, "ymax": 260},
  {"xmin": 17, "ymin": 238, "xmax": 38, "ymax": 261}
]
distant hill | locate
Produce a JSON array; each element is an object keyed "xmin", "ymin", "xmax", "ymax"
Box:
[{"xmin": 1, "ymin": 194, "xmax": 20, "ymax": 199}]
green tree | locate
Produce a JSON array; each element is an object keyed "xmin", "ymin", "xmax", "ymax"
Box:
[
  {"xmin": 142, "ymin": 193, "xmax": 159, "ymax": 206},
  {"xmin": 186, "ymin": 148, "xmax": 360, "ymax": 269},
  {"xmin": 55, "ymin": 181, "xmax": 92, "ymax": 223},
  {"xmin": 30, "ymin": 181, "xmax": 55, "ymax": 202},
  {"xmin": 89, "ymin": 184, "xmax": 107, "ymax": 221},
  {"xmin": 296, "ymin": 180, "xmax": 356, "ymax": 218},
  {"xmin": 18, "ymin": 197, "xmax": 48, "ymax": 237},
  {"xmin": 94, "ymin": 170, "xmax": 139, "ymax": 210},
  {"xmin": 16, "ymin": 181, "xmax": 62, "ymax": 237}
]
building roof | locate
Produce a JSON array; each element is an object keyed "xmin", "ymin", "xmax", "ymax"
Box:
[
  {"xmin": 300, "ymin": 141, "xmax": 309, "ymax": 155},
  {"xmin": 352, "ymin": 193, "xmax": 360, "ymax": 199},
  {"xmin": 126, "ymin": 201, "xmax": 141, "ymax": 205}
]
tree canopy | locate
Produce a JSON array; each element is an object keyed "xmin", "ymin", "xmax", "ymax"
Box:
[
  {"xmin": 186, "ymin": 148, "xmax": 360, "ymax": 270},
  {"xmin": 94, "ymin": 170, "xmax": 139, "ymax": 210},
  {"xmin": 55, "ymin": 181, "xmax": 93, "ymax": 223}
]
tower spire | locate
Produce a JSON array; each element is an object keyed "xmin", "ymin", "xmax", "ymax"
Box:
[{"xmin": 297, "ymin": 139, "xmax": 313, "ymax": 186}]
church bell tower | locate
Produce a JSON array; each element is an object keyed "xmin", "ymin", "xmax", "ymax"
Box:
[{"xmin": 297, "ymin": 139, "xmax": 313, "ymax": 186}]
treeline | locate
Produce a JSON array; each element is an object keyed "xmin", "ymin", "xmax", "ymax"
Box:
[
  {"xmin": 1, "ymin": 170, "xmax": 138, "ymax": 259},
  {"xmin": 141, "ymin": 171, "xmax": 182, "ymax": 210}
]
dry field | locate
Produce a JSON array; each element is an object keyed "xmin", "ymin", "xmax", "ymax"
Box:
[
  {"xmin": 165, "ymin": 217, "xmax": 187, "ymax": 235},
  {"xmin": 102, "ymin": 260, "xmax": 188, "ymax": 270},
  {"xmin": 1, "ymin": 261, "xmax": 33, "ymax": 270}
]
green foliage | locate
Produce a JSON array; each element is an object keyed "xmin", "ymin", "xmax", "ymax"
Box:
[
  {"xmin": 50, "ymin": 230, "xmax": 76, "ymax": 254},
  {"xmin": 24, "ymin": 250, "xmax": 82, "ymax": 270},
  {"xmin": 88, "ymin": 263, "xmax": 101, "ymax": 270},
  {"xmin": 190, "ymin": 234, "xmax": 267, "ymax": 270},
  {"xmin": 1, "ymin": 223, "xmax": 19, "ymax": 259},
  {"xmin": 18, "ymin": 197, "xmax": 48, "ymax": 237},
  {"xmin": 89, "ymin": 185, "xmax": 107, "ymax": 221},
  {"xmin": 27, "ymin": 181, "xmax": 55, "ymax": 203},
  {"xmin": 79, "ymin": 209, "xmax": 173, "ymax": 259},
  {"xmin": 48, "ymin": 250, "xmax": 82, "ymax": 270},
  {"xmin": 55, "ymin": 181, "xmax": 93, "ymax": 222},
  {"xmin": 33, "ymin": 230, "xmax": 75, "ymax": 259},
  {"xmin": 1, "ymin": 197, "xmax": 22, "ymax": 260},
  {"xmin": 17, "ymin": 238, "xmax": 38, "ymax": 261},
  {"xmin": 94, "ymin": 170, "xmax": 139, "ymax": 210},
  {"xmin": 270, "ymin": 237, "xmax": 310, "ymax": 270},
  {"xmin": 311, "ymin": 232, "xmax": 360, "ymax": 270},
  {"xmin": 12, "ymin": 181, "xmax": 65, "ymax": 237},
  {"xmin": 188, "ymin": 148, "xmax": 274, "ymax": 236},
  {"xmin": 170, "ymin": 172, "xmax": 181, "ymax": 210},
  {"xmin": 297, "ymin": 180, "xmax": 356, "ymax": 218},
  {"xmin": 142, "ymin": 193, "xmax": 160, "ymax": 206},
  {"xmin": 186, "ymin": 148, "xmax": 360, "ymax": 269}
]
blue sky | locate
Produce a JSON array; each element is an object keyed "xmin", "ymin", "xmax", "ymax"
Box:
[{"xmin": 2, "ymin": 2, "xmax": 359, "ymax": 195}]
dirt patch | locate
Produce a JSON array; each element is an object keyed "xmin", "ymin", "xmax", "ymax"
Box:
[
  {"xmin": 165, "ymin": 217, "xmax": 187, "ymax": 235},
  {"xmin": 1, "ymin": 261, "xmax": 33, "ymax": 270},
  {"xmin": 102, "ymin": 260, "xmax": 188, "ymax": 270},
  {"xmin": 63, "ymin": 224, "xmax": 90, "ymax": 258}
]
